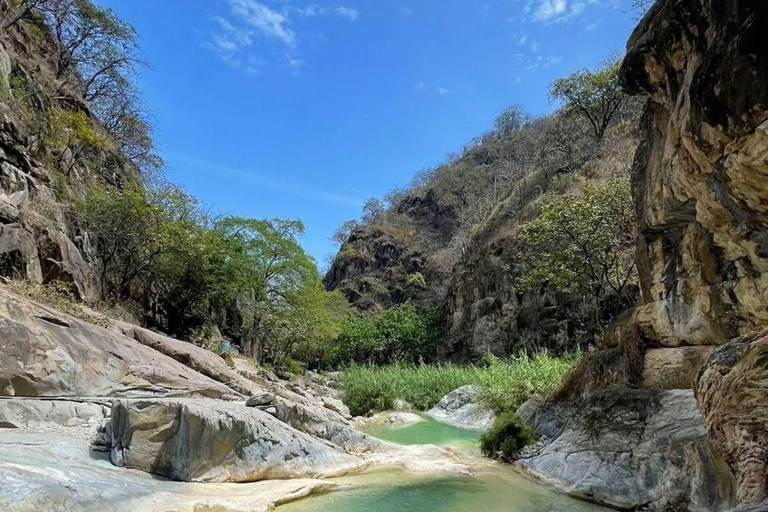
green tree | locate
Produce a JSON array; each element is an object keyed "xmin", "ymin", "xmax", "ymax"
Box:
[
  {"xmin": 493, "ymin": 104, "xmax": 531, "ymax": 138},
  {"xmin": 333, "ymin": 303, "xmax": 439, "ymax": 366},
  {"xmin": 209, "ymin": 217, "xmax": 319, "ymax": 359},
  {"xmin": 47, "ymin": 108, "xmax": 103, "ymax": 174},
  {"xmin": 331, "ymin": 219, "xmax": 358, "ymax": 247},
  {"xmin": 549, "ymin": 56, "xmax": 627, "ymax": 141},
  {"xmin": 75, "ymin": 182, "xmax": 172, "ymax": 298},
  {"xmin": 515, "ymin": 178, "xmax": 637, "ymax": 328}
]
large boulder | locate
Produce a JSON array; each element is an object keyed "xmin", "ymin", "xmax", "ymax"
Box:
[
  {"xmin": 0, "ymin": 290, "xmax": 239, "ymax": 399},
  {"xmin": 516, "ymin": 387, "xmax": 734, "ymax": 511},
  {"xmin": 697, "ymin": 329, "xmax": 768, "ymax": 506},
  {"xmin": 274, "ymin": 396, "xmax": 377, "ymax": 451},
  {"xmin": 428, "ymin": 385, "xmax": 494, "ymax": 429},
  {"xmin": 0, "ymin": 432, "xmax": 337, "ymax": 512},
  {"xmin": 109, "ymin": 398, "xmax": 367, "ymax": 483},
  {"xmin": 620, "ymin": 0, "xmax": 768, "ymax": 347}
]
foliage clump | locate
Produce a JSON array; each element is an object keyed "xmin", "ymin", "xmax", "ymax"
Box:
[
  {"xmin": 480, "ymin": 412, "xmax": 538, "ymax": 461},
  {"xmin": 74, "ymin": 183, "xmax": 351, "ymax": 371},
  {"xmin": 332, "ymin": 303, "xmax": 439, "ymax": 366},
  {"xmin": 515, "ymin": 177, "xmax": 637, "ymax": 329},
  {"xmin": 340, "ymin": 352, "xmax": 578, "ymax": 416}
]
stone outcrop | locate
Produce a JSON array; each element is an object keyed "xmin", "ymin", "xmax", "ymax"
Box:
[
  {"xmin": 324, "ymin": 190, "xmax": 458, "ymax": 312},
  {"xmin": 642, "ymin": 346, "xmax": 715, "ymax": 390},
  {"xmin": 516, "ymin": 386, "xmax": 734, "ymax": 511},
  {"xmin": 0, "ymin": 17, "xmax": 134, "ymax": 300},
  {"xmin": 620, "ymin": 0, "xmax": 768, "ymax": 347},
  {"xmin": 614, "ymin": 1, "xmax": 768, "ymax": 509},
  {"xmin": 109, "ymin": 398, "xmax": 367, "ymax": 483},
  {"xmin": 697, "ymin": 329, "xmax": 768, "ymax": 506},
  {"xmin": 274, "ymin": 396, "xmax": 377, "ymax": 451},
  {"xmin": 0, "ymin": 432, "xmax": 338, "ymax": 512},
  {"xmin": 0, "ymin": 397, "xmax": 108, "ymax": 429},
  {"xmin": 0, "ymin": 290, "xmax": 241, "ymax": 398},
  {"xmin": 117, "ymin": 323, "xmax": 262, "ymax": 397},
  {"xmin": 428, "ymin": 385, "xmax": 494, "ymax": 429}
]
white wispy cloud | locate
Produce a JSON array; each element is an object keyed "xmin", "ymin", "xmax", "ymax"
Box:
[
  {"xmin": 532, "ymin": 0, "xmax": 567, "ymax": 21},
  {"xmin": 336, "ymin": 6, "xmax": 359, "ymax": 20},
  {"xmin": 166, "ymin": 152, "xmax": 363, "ymax": 208},
  {"xmin": 229, "ymin": 0, "xmax": 296, "ymax": 46},
  {"xmin": 209, "ymin": 0, "xmax": 359, "ymax": 73},
  {"xmin": 290, "ymin": 4, "xmax": 359, "ymax": 20},
  {"xmin": 527, "ymin": 54, "xmax": 563, "ymax": 69},
  {"xmin": 525, "ymin": 0, "xmax": 611, "ymax": 24},
  {"xmin": 414, "ymin": 82, "xmax": 451, "ymax": 95}
]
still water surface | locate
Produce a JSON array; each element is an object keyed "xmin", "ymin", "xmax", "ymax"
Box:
[{"xmin": 279, "ymin": 415, "xmax": 610, "ymax": 512}]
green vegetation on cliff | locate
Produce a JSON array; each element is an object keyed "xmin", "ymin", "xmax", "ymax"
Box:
[{"xmin": 325, "ymin": 56, "xmax": 642, "ymax": 360}]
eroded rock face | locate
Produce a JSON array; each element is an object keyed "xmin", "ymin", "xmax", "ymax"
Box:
[
  {"xmin": 0, "ymin": 398, "xmax": 107, "ymax": 429},
  {"xmin": 274, "ymin": 396, "xmax": 378, "ymax": 452},
  {"xmin": 428, "ymin": 385, "xmax": 493, "ymax": 429},
  {"xmin": 517, "ymin": 387, "xmax": 734, "ymax": 511},
  {"xmin": 697, "ymin": 329, "xmax": 768, "ymax": 506},
  {"xmin": 109, "ymin": 398, "xmax": 367, "ymax": 483},
  {"xmin": 117, "ymin": 323, "xmax": 262, "ymax": 397},
  {"xmin": 620, "ymin": 0, "xmax": 768, "ymax": 347},
  {"xmin": 642, "ymin": 346, "xmax": 715, "ymax": 390},
  {"xmin": 0, "ymin": 432, "xmax": 338, "ymax": 512},
  {"xmin": 0, "ymin": 291, "xmax": 239, "ymax": 399}
]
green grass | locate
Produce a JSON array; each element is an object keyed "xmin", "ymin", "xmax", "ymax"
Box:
[{"xmin": 340, "ymin": 352, "xmax": 579, "ymax": 417}]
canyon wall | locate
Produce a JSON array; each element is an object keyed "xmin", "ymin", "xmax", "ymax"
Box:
[{"xmin": 620, "ymin": 0, "xmax": 768, "ymax": 507}]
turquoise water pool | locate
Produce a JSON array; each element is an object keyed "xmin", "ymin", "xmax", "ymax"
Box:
[{"xmin": 278, "ymin": 414, "xmax": 610, "ymax": 512}]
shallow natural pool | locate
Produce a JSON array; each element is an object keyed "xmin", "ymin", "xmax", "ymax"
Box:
[
  {"xmin": 278, "ymin": 415, "xmax": 610, "ymax": 512},
  {"xmin": 361, "ymin": 414, "xmax": 482, "ymax": 451}
]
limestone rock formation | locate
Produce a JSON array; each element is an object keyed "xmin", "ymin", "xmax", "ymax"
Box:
[
  {"xmin": 109, "ymin": 398, "xmax": 367, "ymax": 482},
  {"xmin": 516, "ymin": 386, "xmax": 734, "ymax": 511},
  {"xmin": 117, "ymin": 322, "xmax": 262, "ymax": 397},
  {"xmin": 0, "ymin": 291, "xmax": 239, "ymax": 398},
  {"xmin": 0, "ymin": 432, "xmax": 338, "ymax": 512},
  {"xmin": 642, "ymin": 346, "xmax": 715, "ymax": 390},
  {"xmin": 620, "ymin": 0, "xmax": 768, "ymax": 347},
  {"xmin": 428, "ymin": 385, "xmax": 494, "ymax": 429},
  {"xmin": 697, "ymin": 329, "xmax": 768, "ymax": 506},
  {"xmin": 0, "ymin": 397, "xmax": 107, "ymax": 429},
  {"xmin": 274, "ymin": 396, "xmax": 377, "ymax": 451}
]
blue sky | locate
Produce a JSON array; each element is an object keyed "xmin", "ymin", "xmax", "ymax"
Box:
[{"xmin": 97, "ymin": 0, "xmax": 639, "ymax": 267}]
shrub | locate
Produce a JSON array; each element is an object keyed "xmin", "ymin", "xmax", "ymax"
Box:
[
  {"xmin": 480, "ymin": 412, "xmax": 538, "ymax": 461},
  {"xmin": 515, "ymin": 177, "xmax": 637, "ymax": 331},
  {"xmin": 332, "ymin": 303, "xmax": 439, "ymax": 366}
]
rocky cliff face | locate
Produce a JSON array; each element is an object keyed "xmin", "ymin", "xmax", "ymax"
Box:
[
  {"xmin": 0, "ymin": 11, "xmax": 134, "ymax": 302},
  {"xmin": 517, "ymin": 2, "xmax": 768, "ymax": 510},
  {"xmin": 324, "ymin": 191, "xmax": 458, "ymax": 312},
  {"xmin": 441, "ymin": 192, "xmax": 634, "ymax": 359},
  {"xmin": 620, "ymin": 0, "xmax": 768, "ymax": 347},
  {"xmin": 697, "ymin": 329, "xmax": 768, "ymax": 507}
]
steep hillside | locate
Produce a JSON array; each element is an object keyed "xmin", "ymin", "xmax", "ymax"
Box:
[
  {"xmin": 324, "ymin": 190, "xmax": 458, "ymax": 312},
  {"xmin": 443, "ymin": 123, "xmax": 640, "ymax": 358},
  {"xmin": 326, "ymin": 65, "xmax": 643, "ymax": 358},
  {"xmin": 0, "ymin": 0, "xmax": 149, "ymax": 303}
]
